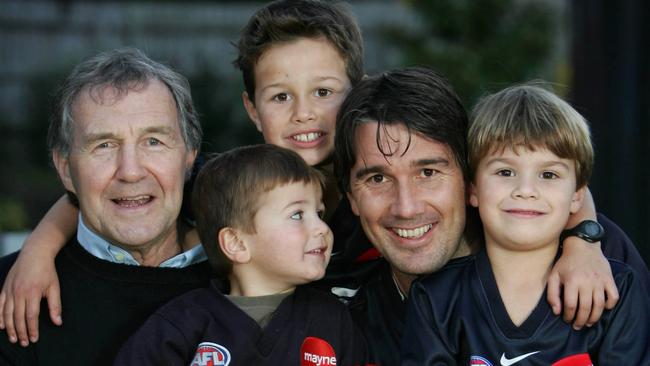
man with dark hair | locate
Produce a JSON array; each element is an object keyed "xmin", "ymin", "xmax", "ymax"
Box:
[
  {"xmin": 0, "ymin": 48, "xmax": 211, "ymax": 365},
  {"xmin": 331, "ymin": 67, "xmax": 648, "ymax": 365}
]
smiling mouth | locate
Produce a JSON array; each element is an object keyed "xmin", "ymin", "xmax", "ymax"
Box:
[
  {"xmin": 392, "ymin": 224, "xmax": 433, "ymax": 239},
  {"xmin": 291, "ymin": 132, "xmax": 323, "ymax": 143},
  {"xmin": 306, "ymin": 247, "xmax": 327, "ymax": 255},
  {"xmin": 112, "ymin": 195, "xmax": 153, "ymax": 208},
  {"xmin": 505, "ymin": 209, "xmax": 544, "ymax": 216}
]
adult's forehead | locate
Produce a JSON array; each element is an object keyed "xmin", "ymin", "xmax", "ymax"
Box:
[
  {"xmin": 73, "ymin": 78, "xmax": 174, "ymax": 107},
  {"xmin": 351, "ymin": 120, "xmax": 456, "ymax": 164},
  {"xmin": 70, "ymin": 79, "xmax": 177, "ymax": 121}
]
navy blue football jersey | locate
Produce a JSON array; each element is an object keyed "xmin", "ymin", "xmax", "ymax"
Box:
[
  {"xmin": 401, "ymin": 249, "xmax": 650, "ymax": 365},
  {"xmin": 114, "ymin": 282, "xmax": 368, "ymax": 366}
]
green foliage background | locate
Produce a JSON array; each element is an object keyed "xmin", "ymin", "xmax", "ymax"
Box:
[{"xmin": 385, "ymin": 0, "xmax": 558, "ymax": 106}]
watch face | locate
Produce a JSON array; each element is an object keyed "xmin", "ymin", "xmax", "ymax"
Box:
[{"xmin": 584, "ymin": 221, "xmax": 601, "ymax": 236}]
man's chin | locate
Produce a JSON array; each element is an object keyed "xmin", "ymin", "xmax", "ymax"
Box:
[{"xmin": 389, "ymin": 251, "xmax": 451, "ymax": 277}]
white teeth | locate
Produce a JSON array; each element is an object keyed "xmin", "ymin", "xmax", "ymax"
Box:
[
  {"xmin": 394, "ymin": 224, "xmax": 432, "ymax": 239},
  {"xmin": 117, "ymin": 195, "xmax": 150, "ymax": 201},
  {"xmin": 114, "ymin": 195, "xmax": 151, "ymax": 207},
  {"xmin": 292, "ymin": 132, "xmax": 322, "ymax": 142}
]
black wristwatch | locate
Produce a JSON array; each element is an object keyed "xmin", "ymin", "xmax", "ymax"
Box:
[{"xmin": 560, "ymin": 220, "xmax": 605, "ymax": 244}]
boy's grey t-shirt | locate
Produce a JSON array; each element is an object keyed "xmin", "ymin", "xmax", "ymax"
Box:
[{"xmin": 226, "ymin": 290, "xmax": 293, "ymax": 328}]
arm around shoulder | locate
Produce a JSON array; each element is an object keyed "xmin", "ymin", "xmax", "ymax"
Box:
[{"xmin": 0, "ymin": 194, "xmax": 76, "ymax": 346}]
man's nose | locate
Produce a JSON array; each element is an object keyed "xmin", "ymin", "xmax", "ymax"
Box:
[
  {"xmin": 115, "ymin": 145, "xmax": 147, "ymax": 182},
  {"xmin": 390, "ymin": 181, "xmax": 424, "ymax": 218}
]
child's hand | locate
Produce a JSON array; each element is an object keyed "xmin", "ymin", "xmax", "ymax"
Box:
[
  {"xmin": 547, "ymin": 237, "xmax": 619, "ymax": 330},
  {"xmin": 0, "ymin": 242, "xmax": 62, "ymax": 347}
]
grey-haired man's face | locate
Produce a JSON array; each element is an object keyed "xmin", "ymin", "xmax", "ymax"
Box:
[{"xmin": 54, "ymin": 79, "xmax": 197, "ymax": 250}]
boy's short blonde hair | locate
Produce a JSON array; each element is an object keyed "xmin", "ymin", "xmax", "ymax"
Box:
[{"xmin": 469, "ymin": 84, "xmax": 594, "ymax": 188}]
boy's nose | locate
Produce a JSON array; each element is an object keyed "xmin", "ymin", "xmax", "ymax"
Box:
[
  {"xmin": 512, "ymin": 175, "xmax": 539, "ymax": 199},
  {"xmin": 313, "ymin": 216, "xmax": 330, "ymax": 237},
  {"xmin": 292, "ymin": 98, "xmax": 316, "ymax": 123}
]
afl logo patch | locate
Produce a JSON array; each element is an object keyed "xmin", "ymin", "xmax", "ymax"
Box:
[
  {"xmin": 470, "ymin": 355, "xmax": 493, "ymax": 366},
  {"xmin": 301, "ymin": 336, "xmax": 337, "ymax": 366},
  {"xmin": 191, "ymin": 342, "xmax": 231, "ymax": 366}
]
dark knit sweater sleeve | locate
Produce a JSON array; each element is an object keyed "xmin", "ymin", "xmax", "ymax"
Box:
[{"xmin": 0, "ymin": 252, "xmax": 38, "ymax": 365}]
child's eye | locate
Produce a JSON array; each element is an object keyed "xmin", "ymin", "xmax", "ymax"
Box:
[
  {"xmin": 317, "ymin": 209, "xmax": 325, "ymax": 219},
  {"xmin": 541, "ymin": 171, "xmax": 558, "ymax": 179},
  {"xmin": 315, "ymin": 88, "xmax": 332, "ymax": 98},
  {"xmin": 273, "ymin": 93, "xmax": 291, "ymax": 102},
  {"xmin": 290, "ymin": 211, "xmax": 304, "ymax": 220},
  {"xmin": 496, "ymin": 169, "xmax": 514, "ymax": 177}
]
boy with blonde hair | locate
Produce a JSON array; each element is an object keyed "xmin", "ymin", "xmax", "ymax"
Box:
[
  {"xmin": 115, "ymin": 144, "xmax": 367, "ymax": 365},
  {"xmin": 402, "ymin": 84, "xmax": 649, "ymax": 365}
]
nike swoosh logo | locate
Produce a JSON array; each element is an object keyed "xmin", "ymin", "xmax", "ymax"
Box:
[{"xmin": 500, "ymin": 351, "xmax": 540, "ymax": 366}]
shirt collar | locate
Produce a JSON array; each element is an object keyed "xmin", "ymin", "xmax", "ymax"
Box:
[{"xmin": 76, "ymin": 215, "xmax": 206, "ymax": 268}]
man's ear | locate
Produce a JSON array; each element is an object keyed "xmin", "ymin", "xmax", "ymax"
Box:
[
  {"xmin": 468, "ymin": 182, "xmax": 479, "ymax": 208},
  {"xmin": 52, "ymin": 150, "xmax": 76, "ymax": 194},
  {"xmin": 346, "ymin": 191, "xmax": 360, "ymax": 216},
  {"xmin": 570, "ymin": 186, "xmax": 587, "ymax": 214},
  {"xmin": 242, "ymin": 91, "xmax": 262, "ymax": 132},
  {"xmin": 185, "ymin": 149, "xmax": 198, "ymax": 175},
  {"xmin": 218, "ymin": 227, "xmax": 251, "ymax": 264}
]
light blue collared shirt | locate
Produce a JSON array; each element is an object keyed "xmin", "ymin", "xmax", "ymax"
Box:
[{"xmin": 77, "ymin": 215, "xmax": 206, "ymax": 268}]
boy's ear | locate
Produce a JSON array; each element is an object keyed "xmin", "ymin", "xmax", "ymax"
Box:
[
  {"xmin": 52, "ymin": 150, "xmax": 76, "ymax": 194},
  {"xmin": 468, "ymin": 182, "xmax": 479, "ymax": 208},
  {"xmin": 242, "ymin": 91, "xmax": 262, "ymax": 132},
  {"xmin": 218, "ymin": 227, "xmax": 251, "ymax": 264},
  {"xmin": 570, "ymin": 186, "xmax": 587, "ymax": 214}
]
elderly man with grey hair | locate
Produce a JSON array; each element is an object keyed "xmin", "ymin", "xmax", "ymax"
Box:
[{"xmin": 0, "ymin": 48, "xmax": 211, "ymax": 365}]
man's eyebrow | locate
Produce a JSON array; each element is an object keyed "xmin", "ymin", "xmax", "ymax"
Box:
[
  {"xmin": 83, "ymin": 126, "xmax": 174, "ymax": 143},
  {"xmin": 143, "ymin": 126, "xmax": 175, "ymax": 135},
  {"xmin": 414, "ymin": 158, "xmax": 449, "ymax": 167},
  {"xmin": 83, "ymin": 132, "xmax": 117, "ymax": 144},
  {"xmin": 354, "ymin": 165, "xmax": 385, "ymax": 180}
]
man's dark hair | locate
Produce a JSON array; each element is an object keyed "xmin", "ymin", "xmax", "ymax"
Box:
[
  {"xmin": 233, "ymin": 0, "xmax": 364, "ymax": 101},
  {"xmin": 334, "ymin": 66, "xmax": 469, "ymax": 192},
  {"xmin": 192, "ymin": 144, "xmax": 324, "ymax": 277}
]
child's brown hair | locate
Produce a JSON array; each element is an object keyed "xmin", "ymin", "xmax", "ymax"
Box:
[
  {"xmin": 192, "ymin": 144, "xmax": 324, "ymax": 277},
  {"xmin": 233, "ymin": 0, "xmax": 364, "ymax": 102},
  {"xmin": 469, "ymin": 84, "xmax": 594, "ymax": 188}
]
